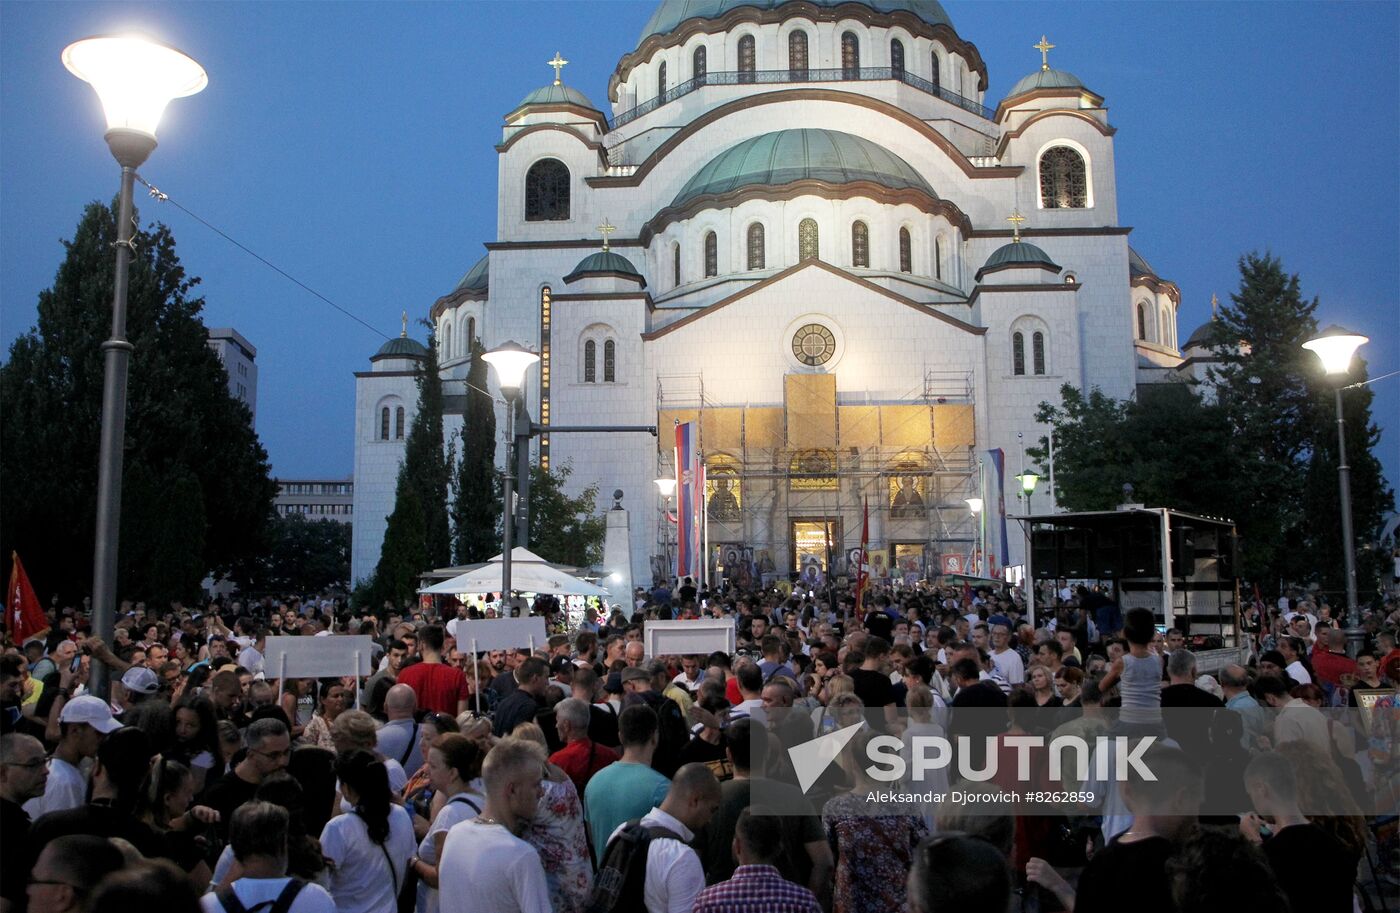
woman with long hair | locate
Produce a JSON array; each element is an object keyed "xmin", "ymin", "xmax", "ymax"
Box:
[
  {"xmin": 320, "ymin": 749, "xmax": 415, "ymax": 913},
  {"xmin": 210, "ymin": 771, "xmax": 328, "ymax": 889},
  {"xmin": 507, "ymin": 723, "xmax": 593, "ymax": 913},
  {"xmin": 403, "ymin": 712, "xmax": 461, "ymax": 839},
  {"xmin": 168, "ymin": 694, "xmax": 224, "ymax": 793},
  {"xmin": 407, "ymin": 733, "xmax": 486, "ymax": 913},
  {"xmin": 276, "ymin": 677, "xmax": 308, "ymax": 740},
  {"xmin": 300, "ymin": 680, "xmax": 349, "ymax": 750},
  {"xmin": 135, "ymin": 757, "xmax": 219, "ymax": 890}
]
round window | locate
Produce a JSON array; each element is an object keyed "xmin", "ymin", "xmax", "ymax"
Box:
[{"xmin": 791, "ymin": 323, "xmax": 836, "ymax": 366}]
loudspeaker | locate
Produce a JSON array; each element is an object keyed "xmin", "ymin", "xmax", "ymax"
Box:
[
  {"xmin": 1032, "ymin": 529, "xmax": 1059, "ymax": 579},
  {"xmin": 1218, "ymin": 531, "xmax": 1238, "ymax": 580},
  {"xmin": 1171, "ymin": 524, "xmax": 1196, "ymax": 579},
  {"xmin": 1122, "ymin": 525, "xmax": 1160, "ymax": 577},
  {"xmin": 1060, "ymin": 528, "xmax": 1090, "ymax": 579},
  {"xmin": 1093, "ymin": 529, "xmax": 1122, "ymax": 578}
]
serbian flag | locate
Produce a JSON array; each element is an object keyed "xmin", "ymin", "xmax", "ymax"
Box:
[
  {"xmin": 675, "ymin": 421, "xmax": 702, "ymax": 580},
  {"xmin": 986, "ymin": 448, "xmax": 1010, "ymax": 577},
  {"xmin": 854, "ymin": 498, "xmax": 871, "ymax": 619},
  {"xmin": 8, "ymin": 552, "xmax": 48, "ymax": 644}
]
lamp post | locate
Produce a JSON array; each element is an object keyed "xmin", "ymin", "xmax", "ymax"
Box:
[
  {"xmin": 1302, "ymin": 324, "xmax": 1369, "ymax": 656},
  {"xmin": 1016, "ymin": 472, "xmax": 1040, "ymax": 512},
  {"xmin": 63, "ymin": 34, "xmax": 206, "ymax": 699},
  {"xmin": 482, "ymin": 341, "xmax": 540, "ymax": 611},
  {"xmin": 654, "ymin": 477, "xmax": 676, "ymax": 582},
  {"xmin": 966, "ymin": 495, "xmax": 984, "ymax": 577}
]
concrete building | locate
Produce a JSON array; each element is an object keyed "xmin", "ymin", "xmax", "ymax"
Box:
[
  {"xmin": 355, "ymin": 0, "xmax": 1215, "ymax": 588},
  {"xmin": 207, "ymin": 327, "xmax": 258, "ymax": 423},
  {"xmin": 274, "ymin": 477, "xmax": 355, "ymax": 523}
]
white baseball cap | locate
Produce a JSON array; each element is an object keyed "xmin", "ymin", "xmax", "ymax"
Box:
[
  {"xmin": 120, "ymin": 666, "xmax": 160, "ymax": 695},
  {"xmin": 58, "ymin": 695, "xmax": 122, "ymax": 733}
]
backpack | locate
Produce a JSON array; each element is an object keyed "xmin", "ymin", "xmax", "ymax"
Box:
[
  {"xmin": 583, "ymin": 820, "xmax": 688, "ymax": 913},
  {"xmin": 215, "ymin": 879, "xmax": 305, "ymax": 913}
]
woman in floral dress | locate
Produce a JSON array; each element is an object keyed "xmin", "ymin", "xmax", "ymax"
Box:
[{"xmin": 508, "ymin": 723, "xmax": 593, "ymax": 913}]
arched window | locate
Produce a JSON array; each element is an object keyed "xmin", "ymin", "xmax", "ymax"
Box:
[
  {"xmin": 789, "ymin": 31, "xmax": 808, "ymax": 75},
  {"xmin": 657, "ymin": 61, "xmax": 667, "ymax": 98},
  {"xmin": 1032, "ymin": 332, "xmax": 1046, "ymax": 375},
  {"xmin": 1161, "ymin": 306, "xmax": 1174, "ymax": 348},
  {"xmin": 798, "ymin": 218, "xmax": 819, "ymax": 260},
  {"xmin": 440, "ymin": 321, "xmax": 451, "ymax": 361},
  {"xmin": 525, "ymin": 158, "xmax": 570, "ymax": 221},
  {"xmin": 380, "ymin": 407, "xmax": 390, "ymax": 440},
  {"xmin": 890, "ymin": 38, "xmax": 905, "ymax": 77},
  {"xmin": 851, "ymin": 220, "xmax": 869, "ymax": 268},
  {"xmin": 935, "ymin": 236, "xmax": 944, "ymax": 280},
  {"xmin": 395, "ymin": 406, "xmax": 406, "ymax": 439},
  {"xmin": 841, "ymin": 32, "xmax": 859, "ymax": 78},
  {"xmin": 672, "ymin": 242, "xmax": 681, "ymax": 287},
  {"xmin": 1012, "ymin": 332, "xmax": 1026, "ymax": 376},
  {"xmin": 747, "ymin": 223, "xmax": 765, "ymax": 270},
  {"xmin": 1137, "ymin": 303, "xmax": 1148, "ymax": 341},
  {"xmin": 466, "ymin": 316, "xmax": 476, "ymax": 346},
  {"xmin": 704, "ymin": 231, "xmax": 718, "ymax": 277},
  {"xmin": 603, "ymin": 339, "xmax": 616, "ymax": 382},
  {"xmin": 584, "ymin": 339, "xmax": 596, "ymax": 383},
  {"xmin": 693, "ymin": 46, "xmax": 707, "ymax": 83},
  {"xmin": 899, "ymin": 227, "xmax": 912, "ymax": 273},
  {"xmin": 1039, "ymin": 146, "xmax": 1088, "ymax": 209},
  {"xmin": 930, "ymin": 50, "xmax": 941, "ymax": 90},
  {"xmin": 738, "ymin": 35, "xmax": 756, "ymax": 83}
]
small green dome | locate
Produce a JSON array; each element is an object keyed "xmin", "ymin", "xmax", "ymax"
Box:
[
  {"xmin": 1183, "ymin": 321, "xmax": 1216, "ymax": 350},
  {"xmin": 453, "ymin": 255, "xmax": 489, "ymax": 295},
  {"xmin": 515, "ymin": 83, "xmax": 599, "ymax": 111},
  {"xmin": 639, "ymin": 0, "xmax": 953, "ymax": 45},
  {"xmin": 673, "ymin": 128, "xmax": 935, "ymax": 209},
  {"xmin": 1128, "ymin": 246, "xmax": 1157, "ymax": 280},
  {"xmin": 372, "ymin": 336, "xmax": 428, "ymax": 361},
  {"xmin": 977, "ymin": 241, "xmax": 1060, "ymax": 280},
  {"xmin": 1007, "ymin": 67, "xmax": 1085, "ymax": 98},
  {"xmin": 564, "ymin": 250, "xmax": 646, "ymax": 287}
]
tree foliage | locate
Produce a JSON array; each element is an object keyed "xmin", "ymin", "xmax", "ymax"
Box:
[
  {"xmin": 236, "ymin": 513, "xmax": 350, "ymax": 594},
  {"xmin": 0, "ymin": 200, "xmax": 275, "ymax": 605},
  {"xmin": 526, "ymin": 461, "xmax": 606, "ymax": 568},
  {"xmin": 452, "ymin": 338, "xmax": 500, "ymax": 564}
]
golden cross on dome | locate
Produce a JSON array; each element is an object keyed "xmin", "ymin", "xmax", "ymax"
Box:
[
  {"xmin": 1006, "ymin": 209, "xmax": 1027, "ymax": 242},
  {"xmin": 1034, "ymin": 35, "xmax": 1055, "ymax": 71},
  {"xmin": 401, "ymin": 311, "xmax": 408, "ymax": 337},
  {"xmin": 548, "ymin": 52, "xmax": 569, "ymax": 86},
  {"xmin": 596, "ymin": 217, "xmax": 617, "ymax": 251},
  {"xmin": 1211, "ymin": 293, "xmax": 1219, "ymax": 318}
]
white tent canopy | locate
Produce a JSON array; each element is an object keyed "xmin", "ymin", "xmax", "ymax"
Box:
[{"xmin": 419, "ymin": 547, "xmax": 611, "ymax": 597}]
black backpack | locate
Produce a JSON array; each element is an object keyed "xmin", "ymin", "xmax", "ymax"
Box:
[
  {"xmin": 584, "ymin": 820, "xmax": 687, "ymax": 913},
  {"xmin": 215, "ymin": 878, "xmax": 305, "ymax": 913}
]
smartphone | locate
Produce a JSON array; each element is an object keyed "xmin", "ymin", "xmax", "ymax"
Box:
[{"xmin": 70, "ymin": 656, "xmax": 81, "ymax": 673}]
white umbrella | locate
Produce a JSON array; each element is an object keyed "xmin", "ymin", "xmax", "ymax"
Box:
[{"xmin": 420, "ymin": 547, "xmax": 611, "ymax": 597}]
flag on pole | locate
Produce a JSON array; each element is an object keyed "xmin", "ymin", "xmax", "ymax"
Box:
[
  {"xmin": 675, "ymin": 421, "xmax": 702, "ymax": 580},
  {"xmin": 986, "ymin": 448, "xmax": 1010, "ymax": 577},
  {"xmin": 8, "ymin": 552, "xmax": 48, "ymax": 644},
  {"xmin": 854, "ymin": 497, "xmax": 870, "ymax": 620}
]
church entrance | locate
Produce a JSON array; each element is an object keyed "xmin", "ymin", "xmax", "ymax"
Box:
[{"xmin": 790, "ymin": 518, "xmax": 841, "ymax": 585}]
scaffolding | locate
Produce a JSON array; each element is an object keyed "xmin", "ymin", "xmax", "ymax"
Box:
[{"xmin": 652, "ymin": 369, "xmax": 981, "ymax": 584}]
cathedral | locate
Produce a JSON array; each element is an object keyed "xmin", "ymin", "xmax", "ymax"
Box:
[{"xmin": 351, "ymin": 0, "xmax": 1215, "ymax": 590}]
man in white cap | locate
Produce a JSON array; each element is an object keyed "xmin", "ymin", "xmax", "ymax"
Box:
[
  {"xmin": 119, "ymin": 666, "xmax": 173, "ymax": 748},
  {"xmin": 23, "ymin": 695, "xmax": 120, "ymax": 818}
]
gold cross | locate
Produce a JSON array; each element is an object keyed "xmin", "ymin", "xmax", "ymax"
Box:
[
  {"xmin": 1034, "ymin": 35, "xmax": 1055, "ymax": 71},
  {"xmin": 596, "ymin": 217, "xmax": 617, "ymax": 251},
  {"xmin": 401, "ymin": 311, "xmax": 408, "ymax": 337},
  {"xmin": 548, "ymin": 52, "xmax": 568, "ymax": 86},
  {"xmin": 1211, "ymin": 293, "xmax": 1219, "ymax": 318},
  {"xmin": 1006, "ymin": 209, "xmax": 1027, "ymax": 242}
]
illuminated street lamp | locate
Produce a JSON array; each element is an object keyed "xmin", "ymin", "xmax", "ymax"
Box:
[
  {"xmin": 483, "ymin": 341, "xmax": 540, "ymax": 605},
  {"xmin": 1302, "ymin": 324, "xmax": 1369, "ymax": 655},
  {"xmin": 655, "ymin": 477, "xmax": 677, "ymax": 579},
  {"xmin": 64, "ymin": 33, "xmax": 206, "ymax": 699}
]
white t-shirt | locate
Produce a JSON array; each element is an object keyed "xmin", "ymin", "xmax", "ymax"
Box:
[
  {"xmin": 200, "ymin": 878, "xmax": 336, "ymax": 913},
  {"xmin": 1285, "ymin": 660, "xmax": 1313, "ymax": 685},
  {"xmin": 607, "ymin": 807, "xmax": 704, "ymax": 913},
  {"xmin": 989, "ymin": 647, "xmax": 1026, "ymax": 685},
  {"xmin": 319, "ymin": 804, "xmax": 415, "ymax": 913},
  {"xmin": 437, "ymin": 819, "xmax": 551, "ymax": 913},
  {"xmin": 415, "ymin": 790, "xmax": 485, "ymax": 913},
  {"xmin": 23, "ymin": 757, "xmax": 86, "ymax": 818},
  {"xmin": 237, "ymin": 645, "xmax": 265, "ymax": 675},
  {"xmin": 336, "ymin": 759, "xmax": 408, "ymax": 813}
]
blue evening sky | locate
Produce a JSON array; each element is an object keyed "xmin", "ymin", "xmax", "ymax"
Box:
[{"xmin": 2, "ymin": 1, "xmax": 1397, "ymax": 493}]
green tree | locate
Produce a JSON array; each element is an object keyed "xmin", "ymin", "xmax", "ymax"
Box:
[
  {"xmin": 371, "ymin": 486, "xmax": 428, "ymax": 608},
  {"xmin": 452, "ymin": 338, "xmax": 500, "ymax": 564},
  {"xmin": 0, "ymin": 200, "xmax": 275, "ymax": 604},
  {"xmin": 527, "ymin": 461, "xmax": 605, "ymax": 568},
  {"xmin": 239, "ymin": 513, "xmax": 351, "ymax": 594}
]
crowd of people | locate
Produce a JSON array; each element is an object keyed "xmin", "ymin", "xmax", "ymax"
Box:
[{"xmin": 2, "ymin": 580, "xmax": 1398, "ymax": 913}]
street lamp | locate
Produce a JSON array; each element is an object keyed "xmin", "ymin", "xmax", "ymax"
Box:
[
  {"xmin": 1303, "ymin": 323, "xmax": 1369, "ymax": 655},
  {"xmin": 1017, "ymin": 472, "xmax": 1040, "ymax": 511},
  {"xmin": 655, "ymin": 477, "xmax": 676, "ymax": 581},
  {"xmin": 966, "ymin": 496, "xmax": 984, "ymax": 578},
  {"xmin": 482, "ymin": 341, "xmax": 540, "ymax": 609},
  {"xmin": 64, "ymin": 33, "xmax": 206, "ymax": 699}
]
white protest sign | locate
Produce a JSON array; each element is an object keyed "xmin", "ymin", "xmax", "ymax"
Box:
[
  {"xmin": 644, "ymin": 619, "xmax": 736, "ymax": 658},
  {"xmin": 264, "ymin": 635, "xmax": 375, "ymax": 679},
  {"xmin": 453, "ymin": 617, "xmax": 549, "ymax": 654}
]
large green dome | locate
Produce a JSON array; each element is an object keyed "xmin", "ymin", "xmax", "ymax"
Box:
[
  {"xmin": 453, "ymin": 255, "xmax": 489, "ymax": 296},
  {"xmin": 640, "ymin": 0, "xmax": 953, "ymax": 44},
  {"xmin": 673, "ymin": 128, "xmax": 935, "ymax": 209}
]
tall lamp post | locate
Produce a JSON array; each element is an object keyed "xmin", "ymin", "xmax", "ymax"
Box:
[
  {"xmin": 965, "ymin": 496, "xmax": 984, "ymax": 577},
  {"xmin": 63, "ymin": 34, "xmax": 207, "ymax": 698},
  {"xmin": 482, "ymin": 341, "xmax": 540, "ymax": 611},
  {"xmin": 1302, "ymin": 324, "xmax": 1369, "ymax": 656},
  {"xmin": 654, "ymin": 477, "xmax": 676, "ymax": 582}
]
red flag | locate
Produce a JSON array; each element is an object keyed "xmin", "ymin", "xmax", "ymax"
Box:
[
  {"xmin": 854, "ymin": 498, "xmax": 870, "ymax": 619},
  {"xmin": 8, "ymin": 552, "xmax": 48, "ymax": 644}
]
